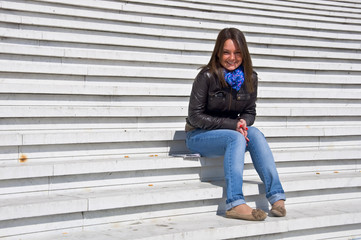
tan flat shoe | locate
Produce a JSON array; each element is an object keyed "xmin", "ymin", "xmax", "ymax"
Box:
[
  {"xmin": 270, "ymin": 204, "xmax": 286, "ymax": 217},
  {"xmin": 226, "ymin": 208, "xmax": 267, "ymax": 221}
]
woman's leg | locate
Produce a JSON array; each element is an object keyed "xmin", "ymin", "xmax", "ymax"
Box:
[
  {"xmin": 246, "ymin": 126, "xmax": 286, "ymax": 205},
  {"xmin": 186, "ymin": 129, "xmax": 247, "ymax": 210}
]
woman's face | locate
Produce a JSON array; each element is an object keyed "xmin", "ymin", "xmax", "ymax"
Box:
[{"xmin": 219, "ymin": 39, "xmax": 242, "ymax": 71}]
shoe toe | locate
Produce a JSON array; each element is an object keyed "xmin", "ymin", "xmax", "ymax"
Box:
[
  {"xmin": 226, "ymin": 208, "xmax": 267, "ymax": 221},
  {"xmin": 252, "ymin": 209, "xmax": 267, "ymax": 220},
  {"xmin": 270, "ymin": 205, "xmax": 286, "ymax": 217}
]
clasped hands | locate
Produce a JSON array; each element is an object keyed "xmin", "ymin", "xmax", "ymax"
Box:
[{"xmin": 236, "ymin": 119, "xmax": 249, "ymax": 142}]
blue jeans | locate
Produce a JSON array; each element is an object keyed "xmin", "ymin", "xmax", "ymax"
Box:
[{"xmin": 186, "ymin": 126, "xmax": 286, "ymax": 210}]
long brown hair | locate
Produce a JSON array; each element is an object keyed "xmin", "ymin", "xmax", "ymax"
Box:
[{"xmin": 206, "ymin": 28, "xmax": 254, "ymax": 93}]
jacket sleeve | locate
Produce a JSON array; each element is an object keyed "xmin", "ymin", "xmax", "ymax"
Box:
[
  {"xmin": 187, "ymin": 71, "xmax": 238, "ymax": 130},
  {"xmin": 239, "ymin": 71, "xmax": 258, "ymax": 126}
]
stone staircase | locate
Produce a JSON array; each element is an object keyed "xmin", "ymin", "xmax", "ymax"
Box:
[{"xmin": 0, "ymin": 0, "xmax": 361, "ymax": 239}]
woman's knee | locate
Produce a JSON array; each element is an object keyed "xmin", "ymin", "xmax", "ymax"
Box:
[
  {"xmin": 247, "ymin": 126, "xmax": 266, "ymax": 140},
  {"xmin": 226, "ymin": 130, "xmax": 247, "ymax": 145}
]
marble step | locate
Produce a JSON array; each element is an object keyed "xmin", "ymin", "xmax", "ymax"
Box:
[
  {"xmin": 10, "ymin": 198, "xmax": 361, "ymax": 240},
  {"xmin": 1, "ymin": 172, "xmax": 360, "ymax": 222},
  {"xmin": 1, "ymin": 126, "xmax": 361, "ymax": 147},
  {"xmin": 2, "ymin": 146, "xmax": 360, "ymax": 179},
  {"xmin": 1, "ymin": 172, "xmax": 360, "ymax": 238}
]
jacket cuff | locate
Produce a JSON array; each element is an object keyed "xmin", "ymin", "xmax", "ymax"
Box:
[
  {"xmin": 223, "ymin": 118, "xmax": 239, "ymax": 130},
  {"xmin": 240, "ymin": 114, "xmax": 255, "ymax": 126}
]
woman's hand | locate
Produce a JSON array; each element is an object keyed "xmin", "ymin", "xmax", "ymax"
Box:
[{"xmin": 236, "ymin": 119, "xmax": 249, "ymax": 142}]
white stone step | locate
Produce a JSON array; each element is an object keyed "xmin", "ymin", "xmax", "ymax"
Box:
[
  {"xmin": 8, "ymin": 198, "xmax": 361, "ymax": 240},
  {"xmin": 2, "ymin": 78, "xmax": 361, "ymax": 100},
  {"xmin": 1, "ymin": 42, "xmax": 360, "ymax": 68},
  {"xmin": 1, "ymin": 11, "xmax": 361, "ymax": 49},
  {"xmin": 1, "ymin": 115, "xmax": 361, "ymax": 132},
  {"xmin": 0, "ymin": 172, "xmax": 360, "ymax": 221},
  {"xmin": 1, "ymin": 104, "xmax": 361, "ymax": 118},
  {"xmin": 259, "ymin": 72, "xmax": 361, "ymax": 84},
  {"xmin": 255, "ymin": 0, "xmax": 361, "ymax": 16},
  {"xmin": 180, "ymin": 0, "xmax": 361, "ymax": 21},
  {"xmin": 1, "ymin": 21, "xmax": 360, "ymax": 53},
  {"xmin": 0, "ymin": 149, "xmax": 359, "ymax": 199},
  {"xmin": 3, "ymin": 2, "xmax": 360, "ymax": 46},
  {"xmin": 1, "ymin": 133, "xmax": 359, "ymax": 167},
  {"xmin": 1, "ymin": 126, "xmax": 361, "ymax": 147},
  {"xmin": 0, "ymin": 57, "xmax": 198, "ymax": 78},
  {"xmin": 32, "ymin": 0, "xmax": 361, "ymax": 33},
  {"xmin": 1, "ymin": 146, "xmax": 360, "ymax": 179},
  {"xmin": 0, "ymin": 56, "xmax": 358, "ymax": 81}
]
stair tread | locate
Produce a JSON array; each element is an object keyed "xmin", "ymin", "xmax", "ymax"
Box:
[
  {"xmin": 24, "ymin": 198, "xmax": 361, "ymax": 240},
  {"xmin": 1, "ymin": 146, "xmax": 360, "ymax": 180},
  {"xmin": 1, "ymin": 172, "xmax": 360, "ymax": 221}
]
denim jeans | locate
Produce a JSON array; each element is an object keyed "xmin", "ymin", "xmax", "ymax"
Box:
[{"xmin": 186, "ymin": 126, "xmax": 286, "ymax": 210}]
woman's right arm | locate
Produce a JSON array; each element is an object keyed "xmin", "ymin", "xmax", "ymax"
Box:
[{"xmin": 187, "ymin": 71, "xmax": 238, "ymax": 130}]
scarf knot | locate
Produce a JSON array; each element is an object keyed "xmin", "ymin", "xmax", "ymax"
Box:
[{"xmin": 224, "ymin": 67, "xmax": 244, "ymax": 92}]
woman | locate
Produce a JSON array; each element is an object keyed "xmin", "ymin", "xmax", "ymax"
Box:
[{"xmin": 185, "ymin": 28, "xmax": 286, "ymax": 221}]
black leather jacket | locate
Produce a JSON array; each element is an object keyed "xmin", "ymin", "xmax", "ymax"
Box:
[{"xmin": 186, "ymin": 67, "xmax": 258, "ymax": 131}]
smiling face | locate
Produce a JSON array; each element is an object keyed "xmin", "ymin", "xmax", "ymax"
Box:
[{"xmin": 219, "ymin": 39, "xmax": 242, "ymax": 71}]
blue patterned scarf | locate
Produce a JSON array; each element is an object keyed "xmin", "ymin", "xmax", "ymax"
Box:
[{"xmin": 223, "ymin": 66, "xmax": 245, "ymax": 92}]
